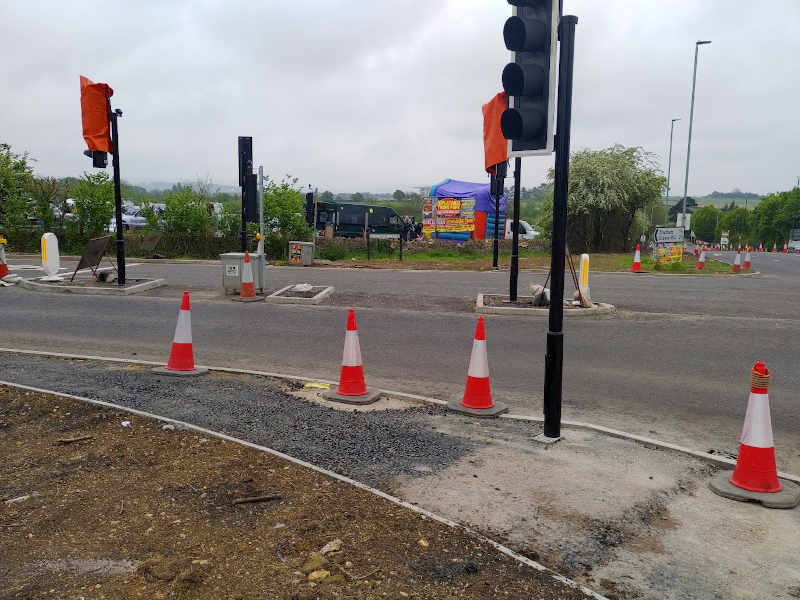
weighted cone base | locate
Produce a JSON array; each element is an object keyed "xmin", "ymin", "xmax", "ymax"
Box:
[
  {"xmin": 232, "ymin": 295, "xmax": 265, "ymax": 302},
  {"xmin": 709, "ymin": 471, "xmax": 800, "ymax": 509},
  {"xmin": 446, "ymin": 400, "xmax": 508, "ymax": 418},
  {"xmin": 323, "ymin": 389, "xmax": 382, "ymax": 405},
  {"xmin": 152, "ymin": 366, "xmax": 209, "ymax": 377}
]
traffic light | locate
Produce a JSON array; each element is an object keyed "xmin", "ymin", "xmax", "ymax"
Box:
[
  {"xmin": 305, "ymin": 190, "xmax": 314, "ymax": 226},
  {"xmin": 83, "ymin": 149, "xmax": 107, "ymax": 168},
  {"xmin": 238, "ymin": 136, "xmax": 253, "ymax": 187},
  {"xmin": 500, "ymin": 0, "xmax": 558, "ymax": 156},
  {"xmin": 244, "ymin": 172, "xmax": 259, "ymax": 222}
]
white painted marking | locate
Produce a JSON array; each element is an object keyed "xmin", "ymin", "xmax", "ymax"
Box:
[{"xmin": 172, "ymin": 310, "xmax": 192, "ymax": 344}]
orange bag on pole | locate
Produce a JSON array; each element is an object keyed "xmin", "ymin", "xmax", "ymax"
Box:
[
  {"xmin": 482, "ymin": 92, "xmax": 508, "ymax": 174},
  {"xmin": 80, "ymin": 75, "xmax": 113, "ymax": 153}
]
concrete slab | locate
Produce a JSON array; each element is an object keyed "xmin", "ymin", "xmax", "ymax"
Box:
[
  {"xmin": 266, "ymin": 284, "xmax": 334, "ymax": 305},
  {"xmin": 476, "ymin": 293, "xmax": 615, "ymax": 316},
  {"xmin": 18, "ymin": 277, "xmax": 166, "ymax": 296}
]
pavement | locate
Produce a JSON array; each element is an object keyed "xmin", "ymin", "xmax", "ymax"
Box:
[
  {"xmin": 2, "ymin": 355, "xmax": 798, "ymax": 600},
  {"xmin": 4, "ymin": 251, "xmax": 800, "ymax": 475}
]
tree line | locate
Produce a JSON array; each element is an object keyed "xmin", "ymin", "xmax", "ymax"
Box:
[{"xmin": 691, "ymin": 188, "xmax": 800, "ymax": 248}]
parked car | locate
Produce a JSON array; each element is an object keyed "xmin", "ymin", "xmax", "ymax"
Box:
[{"xmin": 108, "ymin": 206, "xmax": 147, "ymax": 232}]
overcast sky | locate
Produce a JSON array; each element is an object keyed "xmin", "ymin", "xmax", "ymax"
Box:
[{"xmin": 2, "ymin": 0, "xmax": 799, "ymax": 196}]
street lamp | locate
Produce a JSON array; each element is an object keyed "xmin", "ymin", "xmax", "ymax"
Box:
[
  {"xmin": 681, "ymin": 40, "xmax": 711, "ymax": 229},
  {"xmin": 666, "ymin": 118, "xmax": 680, "ymax": 222}
]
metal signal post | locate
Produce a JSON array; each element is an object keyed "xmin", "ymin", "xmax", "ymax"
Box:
[
  {"xmin": 541, "ymin": 14, "xmax": 578, "ymax": 442},
  {"xmin": 109, "ymin": 108, "xmax": 125, "ymax": 286}
]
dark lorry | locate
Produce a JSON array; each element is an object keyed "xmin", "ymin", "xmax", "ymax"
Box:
[{"xmin": 309, "ymin": 201, "xmax": 404, "ymax": 238}]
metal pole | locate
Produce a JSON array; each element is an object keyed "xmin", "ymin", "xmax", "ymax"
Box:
[
  {"xmin": 541, "ymin": 14, "xmax": 578, "ymax": 443},
  {"xmin": 365, "ymin": 211, "xmax": 370, "ymax": 260},
  {"xmin": 666, "ymin": 118, "xmax": 679, "ymax": 222},
  {"xmin": 492, "ymin": 180, "xmax": 500, "ymax": 270},
  {"xmin": 509, "ymin": 157, "xmax": 522, "ymax": 301},
  {"xmin": 258, "ymin": 166, "xmax": 264, "ymax": 246},
  {"xmin": 682, "ymin": 41, "xmax": 711, "ymax": 230},
  {"xmin": 240, "ymin": 184, "xmax": 247, "ymax": 252},
  {"xmin": 109, "ymin": 108, "xmax": 125, "ymax": 286}
]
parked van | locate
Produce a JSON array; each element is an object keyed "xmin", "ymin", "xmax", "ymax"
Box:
[
  {"xmin": 504, "ymin": 219, "xmax": 539, "ymax": 240},
  {"xmin": 314, "ymin": 201, "xmax": 403, "ymax": 238}
]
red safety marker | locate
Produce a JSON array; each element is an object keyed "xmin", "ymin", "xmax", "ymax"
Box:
[
  {"xmin": 709, "ymin": 361, "xmax": 800, "ymax": 507},
  {"xmin": 783, "ymin": 241, "xmax": 789, "ymax": 253},
  {"xmin": 743, "ymin": 247, "xmax": 752, "ymax": 270},
  {"xmin": 758, "ymin": 241, "xmax": 763, "ymax": 253},
  {"xmin": 447, "ymin": 317, "xmax": 507, "ymax": 417},
  {"xmin": 153, "ymin": 291, "xmax": 208, "ymax": 376},
  {"xmin": 697, "ymin": 246, "xmax": 706, "ymax": 270},
  {"xmin": 232, "ymin": 251, "xmax": 264, "ymax": 302},
  {"xmin": 730, "ymin": 362, "xmax": 781, "ymax": 492},
  {"xmin": 631, "ymin": 243, "xmax": 642, "ymax": 273},
  {"xmin": 0, "ymin": 241, "xmax": 8, "ymax": 279},
  {"xmin": 732, "ymin": 248, "xmax": 742, "ymax": 273},
  {"xmin": 323, "ymin": 309, "xmax": 381, "ymax": 405},
  {"xmin": 772, "ymin": 241, "xmax": 777, "ymax": 252}
]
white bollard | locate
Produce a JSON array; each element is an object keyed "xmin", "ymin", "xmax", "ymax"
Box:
[
  {"xmin": 577, "ymin": 253, "xmax": 592, "ymax": 307},
  {"xmin": 40, "ymin": 232, "xmax": 63, "ymax": 281}
]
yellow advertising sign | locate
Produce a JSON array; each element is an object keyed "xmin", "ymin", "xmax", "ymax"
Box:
[{"xmin": 655, "ymin": 244, "xmax": 683, "ymax": 264}]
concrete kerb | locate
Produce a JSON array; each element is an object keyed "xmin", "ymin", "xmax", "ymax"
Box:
[
  {"xmin": 266, "ymin": 284, "xmax": 335, "ymax": 305},
  {"xmin": 1, "ymin": 346, "xmax": 799, "ymax": 487},
  {"xmin": 476, "ymin": 293, "xmax": 616, "ymax": 317},
  {"xmin": 18, "ymin": 277, "xmax": 166, "ymax": 296},
  {"xmin": 0, "ymin": 377, "xmax": 609, "ymax": 600}
]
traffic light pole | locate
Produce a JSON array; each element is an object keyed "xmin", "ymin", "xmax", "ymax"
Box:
[
  {"xmin": 109, "ymin": 108, "xmax": 125, "ymax": 286},
  {"xmin": 509, "ymin": 157, "xmax": 521, "ymax": 301},
  {"xmin": 492, "ymin": 191, "xmax": 500, "ymax": 270},
  {"xmin": 540, "ymin": 14, "xmax": 577, "ymax": 443}
]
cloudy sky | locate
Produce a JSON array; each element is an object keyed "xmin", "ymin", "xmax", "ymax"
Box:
[{"xmin": 2, "ymin": 0, "xmax": 798, "ymax": 196}]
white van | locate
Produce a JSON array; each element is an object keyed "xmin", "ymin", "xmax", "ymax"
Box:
[{"xmin": 505, "ymin": 219, "xmax": 539, "ymax": 240}]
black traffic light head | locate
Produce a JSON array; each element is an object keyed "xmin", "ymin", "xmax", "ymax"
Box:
[
  {"xmin": 500, "ymin": 0, "xmax": 558, "ymax": 156},
  {"xmin": 238, "ymin": 136, "xmax": 253, "ymax": 187},
  {"xmin": 83, "ymin": 149, "xmax": 108, "ymax": 168}
]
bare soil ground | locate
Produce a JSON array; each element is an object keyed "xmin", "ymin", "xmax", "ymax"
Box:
[{"xmin": 0, "ymin": 386, "xmax": 587, "ymax": 600}]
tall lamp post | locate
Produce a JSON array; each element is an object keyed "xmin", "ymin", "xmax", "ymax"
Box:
[
  {"xmin": 666, "ymin": 118, "xmax": 680, "ymax": 220},
  {"xmin": 681, "ymin": 40, "xmax": 711, "ymax": 229}
]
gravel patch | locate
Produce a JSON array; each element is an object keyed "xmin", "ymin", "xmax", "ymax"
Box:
[{"xmin": 0, "ymin": 353, "xmax": 477, "ymax": 487}]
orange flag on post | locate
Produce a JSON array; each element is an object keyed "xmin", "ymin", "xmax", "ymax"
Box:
[
  {"xmin": 80, "ymin": 75, "xmax": 113, "ymax": 153},
  {"xmin": 482, "ymin": 92, "xmax": 508, "ymax": 174}
]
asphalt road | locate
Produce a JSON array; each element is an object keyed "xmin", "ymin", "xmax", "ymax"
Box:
[{"xmin": 4, "ymin": 253, "xmax": 800, "ymax": 473}]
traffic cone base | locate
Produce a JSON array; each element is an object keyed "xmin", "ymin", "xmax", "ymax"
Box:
[
  {"xmin": 323, "ymin": 309, "xmax": 382, "ymax": 405},
  {"xmin": 709, "ymin": 473, "xmax": 800, "ymax": 509},
  {"xmin": 152, "ymin": 291, "xmax": 208, "ymax": 376},
  {"xmin": 447, "ymin": 317, "xmax": 508, "ymax": 418}
]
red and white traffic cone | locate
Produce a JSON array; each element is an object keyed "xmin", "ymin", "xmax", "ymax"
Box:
[
  {"xmin": 631, "ymin": 243, "xmax": 642, "ymax": 273},
  {"xmin": 772, "ymin": 242, "xmax": 777, "ymax": 252},
  {"xmin": 758, "ymin": 241, "xmax": 763, "ymax": 253},
  {"xmin": 323, "ymin": 309, "xmax": 381, "ymax": 405},
  {"xmin": 447, "ymin": 317, "xmax": 507, "ymax": 417},
  {"xmin": 232, "ymin": 251, "xmax": 263, "ymax": 302},
  {"xmin": 0, "ymin": 241, "xmax": 9, "ymax": 280},
  {"xmin": 697, "ymin": 246, "xmax": 706, "ymax": 270},
  {"xmin": 709, "ymin": 361, "xmax": 800, "ymax": 507},
  {"xmin": 732, "ymin": 248, "xmax": 742, "ymax": 273},
  {"xmin": 743, "ymin": 247, "xmax": 752, "ymax": 270},
  {"xmin": 153, "ymin": 291, "xmax": 208, "ymax": 376},
  {"xmin": 783, "ymin": 241, "xmax": 789, "ymax": 253}
]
